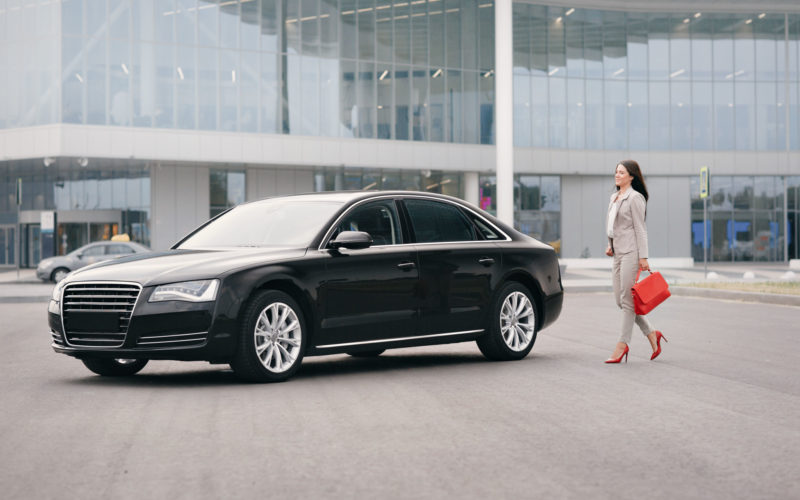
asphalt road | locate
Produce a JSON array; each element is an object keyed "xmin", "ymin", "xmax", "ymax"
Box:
[{"xmin": 1, "ymin": 294, "xmax": 798, "ymax": 499}]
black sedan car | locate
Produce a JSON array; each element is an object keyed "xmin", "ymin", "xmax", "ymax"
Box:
[{"xmin": 49, "ymin": 191, "xmax": 563, "ymax": 382}]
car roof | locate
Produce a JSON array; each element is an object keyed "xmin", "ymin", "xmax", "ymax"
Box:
[
  {"xmin": 78, "ymin": 241, "xmax": 149, "ymax": 250},
  {"xmin": 241, "ymin": 190, "xmax": 469, "ymax": 207}
]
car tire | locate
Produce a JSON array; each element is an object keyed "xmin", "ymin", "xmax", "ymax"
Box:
[
  {"xmin": 51, "ymin": 267, "xmax": 70, "ymax": 283},
  {"xmin": 347, "ymin": 349, "xmax": 385, "ymax": 358},
  {"xmin": 476, "ymin": 282, "xmax": 538, "ymax": 361},
  {"xmin": 81, "ymin": 358, "xmax": 149, "ymax": 376},
  {"xmin": 230, "ymin": 290, "xmax": 307, "ymax": 383}
]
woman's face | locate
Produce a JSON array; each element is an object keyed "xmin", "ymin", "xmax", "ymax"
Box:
[{"xmin": 615, "ymin": 164, "xmax": 632, "ymax": 189}]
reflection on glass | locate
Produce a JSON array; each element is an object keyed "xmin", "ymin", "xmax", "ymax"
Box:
[
  {"xmin": 209, "ymin": 170, "xmax": 245, "ymax": 219},
  {"xmin": 531, "ymin": 77, "xmax": 548, "ymax": 147},
  {"xmin": 4, "ymin": 0, "xmax": 796, "ymax": 152},
  {"xmin": 711, "ymin": 176, "xmax": 733, "ymax": 210},
  {"xmin": 359, "ymin": 62, "xmax": 375, "ymax": 138},
  {"xmin": 514, "ymin": 72, "xmax": 531, "ymax": 147},
  {"xmin": 733, "ymin": 176, "xmax": 754, "ymax": 210}
]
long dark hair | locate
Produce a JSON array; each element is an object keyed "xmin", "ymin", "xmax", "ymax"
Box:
[{"xmin": 616, "ymin": 159, "xmax": 649, "ymax": 202}]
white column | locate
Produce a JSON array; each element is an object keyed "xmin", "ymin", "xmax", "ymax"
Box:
[
  {"xmin": 463, "ymin": 172, "xmax": 480, "ymax": 206},
  {"xmin": 495, "ymin": 0, "xmax": 514, "ymax": 225}
]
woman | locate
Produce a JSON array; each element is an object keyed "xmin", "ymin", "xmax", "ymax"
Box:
[{"xmin": 604, "ymin": 160, "xmax": 667, "ymax": 363}]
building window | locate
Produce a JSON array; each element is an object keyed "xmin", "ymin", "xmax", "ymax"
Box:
[
  {"xmin": 313, "ymin": 167, "xmax": 461, "ymax": 198},
  {"xmin": 479, "ymin": 175, "xmax": 561, "ymax": 253},
  {"xmin": 691, "ymin": 175, "xmax": 786, "ymax": 262},
  {"xmin": 210, "ymin": 170, "xmax": 245, "ymax": 218}
]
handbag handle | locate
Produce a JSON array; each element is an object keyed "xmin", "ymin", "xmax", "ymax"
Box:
[{"xmin": 635, "ymin": 269, "xmax": 653, "ymax": 283}]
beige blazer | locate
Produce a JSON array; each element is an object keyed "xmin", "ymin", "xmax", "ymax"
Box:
[{"xmin": 607, "ymin": 188, "xmax": 648, "ymax": 258}]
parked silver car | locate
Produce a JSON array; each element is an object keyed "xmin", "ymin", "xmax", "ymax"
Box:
[{"xmin": 37, "ymin": 241, "xmax": 151, "ymax": 283}]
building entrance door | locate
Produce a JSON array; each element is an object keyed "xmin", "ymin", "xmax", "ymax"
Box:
[
  {"xmin": 20, "ymin": 224, "xmax": 41, "ymax": 268},
  {"xmin": 0, "ymin": 226, "xmax": 16, "ymax": 266}
]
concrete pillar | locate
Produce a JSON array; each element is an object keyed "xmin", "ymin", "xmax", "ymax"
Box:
[
  {"xmin": 464, "ymin": 172, "xmax": 479, "ymax": 207},
  {"xmin": 495, "ymin": 0, "xmax": 514, "ymax": 225}
]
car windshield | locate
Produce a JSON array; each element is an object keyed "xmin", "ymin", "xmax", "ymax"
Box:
[{"xmin": 177, "ymin": 199, "xmax": 344, "ymax": 249}]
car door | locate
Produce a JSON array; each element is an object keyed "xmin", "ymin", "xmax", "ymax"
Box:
[
  {"xmin": 75, "ymin": 244, "xmax": 107, "ymax": 267},
  {"xmin": 402, "ymin": 198, "xmax": 503, "ymax": 336},
  {"xmin": 316, "ymin": 199, "xmax": 420, "ymax": 347}
]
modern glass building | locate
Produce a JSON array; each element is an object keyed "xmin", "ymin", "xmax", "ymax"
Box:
[{"xmin": 1, "ymin": 0, "xmax": 800, "ymax": 268}]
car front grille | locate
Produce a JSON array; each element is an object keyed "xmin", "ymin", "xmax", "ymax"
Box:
[{"xmin": 62, "ymin": 283, "xmax": 141, "ymax": 348}]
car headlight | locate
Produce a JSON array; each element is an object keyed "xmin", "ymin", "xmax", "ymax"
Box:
[
  {"xmin": 148, "ymin": 279, "xmax": 220, "ymax": 303},
  {"xmin": 51, "ymin": 280, "xmax": 66, "ymax": 302}
]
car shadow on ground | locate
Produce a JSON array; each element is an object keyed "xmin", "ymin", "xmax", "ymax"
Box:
[{"xmin": 55, "ymin": 350, "xmax": 537, "ymax": 388}]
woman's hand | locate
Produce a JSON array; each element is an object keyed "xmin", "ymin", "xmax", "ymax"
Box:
[
  {"xmin": 605, "ymin": 246, "xmax": 613, "ymax": 257},
  {"xmin": 639, "ymin": 258, "xmax": 650, "ymax": 271}
]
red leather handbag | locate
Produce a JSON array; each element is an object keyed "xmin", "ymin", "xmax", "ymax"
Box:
[{"xmin": 632, "ymin": 269, "xmax": 671, "ymax": 315}]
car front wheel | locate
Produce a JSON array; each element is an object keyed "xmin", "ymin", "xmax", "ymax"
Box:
[
  {"xmin": 230, "ymin": 290, "xmax": 306, "ymax": 383},
  {"xmin": 82, "ymin": 358, "xmax": 148, "ymax": 376},
  {"xmin": 51, "ymin": 267, "xmax": 70, "ymax": 283},
  {"xmin": 477, "ymin": 282, "xmax": 538, "ymax": 361}
]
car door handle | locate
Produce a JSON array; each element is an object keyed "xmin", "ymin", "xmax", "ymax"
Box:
[
  {"xmin": 478, "ymin": 257, "xmax": 495, "ymax": 266},
  {"xmin": 397, "ymin": 261, "xmax": 416, "ymax": 271}
]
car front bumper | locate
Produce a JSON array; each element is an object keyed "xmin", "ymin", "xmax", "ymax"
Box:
[
  {"xmin": 48, "ymin": 296, "xmax": 239, "ymax": 363},
  {"xmin": 36, "ymin": 267, "xmax": 52, "ymax": 280}
]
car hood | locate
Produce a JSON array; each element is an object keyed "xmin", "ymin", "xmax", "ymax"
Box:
[{"xmin": 65, "ymin": 247, "xmax": 308, "ymax": 286}]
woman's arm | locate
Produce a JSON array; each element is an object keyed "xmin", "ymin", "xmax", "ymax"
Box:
[{"xmin": 630, "ymin": 193, "xmax": 649, "ymax": 268}]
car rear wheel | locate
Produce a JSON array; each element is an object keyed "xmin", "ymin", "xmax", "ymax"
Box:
[
  {"xmin": 477, "ymin": 282, "xmax": 538, "ymax": 361},
  {"xmin": 82, "ymin": 358, "xmax": 148, "ymax": 376},
  {"xmin": 230, "ymin": 290, "xmax": 306, "ymax": 383},
  {"xmin": 51, "ymin": 267, "xmax": 70, "ymax": 283}
]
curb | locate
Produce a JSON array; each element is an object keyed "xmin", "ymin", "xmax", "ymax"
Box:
[
  {"xmin": 669, "ymin": 286, "xmax": 800, "ymax": 307},
  {"xmin": 564, "ymin": 285, "xmax": 611, "ymax": 293},
  {"xmin": 0, "ymin": 296, "xmax": 50, "ymax": 304},
  {"xmin": 566, "ymin": 285, "xmax": 800, "ymax": 307}
]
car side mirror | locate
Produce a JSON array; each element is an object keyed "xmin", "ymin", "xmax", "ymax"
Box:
[
  {"xmin": 329, "ymin": 231, "xmax": 373, "ymax": 250},
  {"xmin": 76, "ymin": 253, "xmax": 83, "ymax": 259}
]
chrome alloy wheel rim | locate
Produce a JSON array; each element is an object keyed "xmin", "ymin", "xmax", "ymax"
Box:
[
  {"xmin": 254, "ymin": 302, "xmax": 302, "ymax": 373},
  {"xmin": 499, "ymin": 291, "xmax": 535, "ymax": 351}
]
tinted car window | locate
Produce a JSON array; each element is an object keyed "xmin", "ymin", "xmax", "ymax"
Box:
[
  {"xmin": 333, "ymin": 200, "xmax": 402, "ymax": 245},
  {"xmin": 404, "ymin": 199, "xmax": 476, "ymax": 243},
  {"xmin": 107, "ymin": 244, "xmax": 135, "ymax": 255},
  {"xmin": 81, "ymin": 245, "xmax": 105, "ymax": 257},
  {"xmin": 178, "ymin": 199, "xmax": 344, "ymax": 248},
  {"xmin": 470, "ymin": 215, "xmax": 503, "ymax": 240}
]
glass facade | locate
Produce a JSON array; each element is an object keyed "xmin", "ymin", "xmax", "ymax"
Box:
[
  {"xmin": 0, "ymin": 0, "xmax": 59, "ymax": 128},
  {"xmin": 0, "ymin": 158, "xmax": 151, "ymax": 254},
  {"xmin": 313, "ymin": 166, "xmax": 462, "ymax": 197},
  {"xmin": 479, "ymin": 175, "xmax": 561, "ymax": 253},
  {"xmin": 512, "ymin": 7, "xmax": 800, "ymax": 151},
  {"xmin": 789, "ymin": 177, "xmax": 800, "ymax": 260},
  {"xmin": 691, "ymin": 175, "xmax": 788, "ymax": 261},
  {"xmin": 0, "ymin": 0, "xmax": 495, "ymax": 144},
  {"xmin": 210, "ymin": 169, "xmax": 245, "ymax": 218}
]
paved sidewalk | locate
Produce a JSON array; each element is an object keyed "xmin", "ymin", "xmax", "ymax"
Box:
[
  {"xmin": 562, "ymin": 261, "xmax": 800, "ymax": 306},
  {"xmin": 0, "ymin": 269, "xmax": 53, "ymax": 303}
]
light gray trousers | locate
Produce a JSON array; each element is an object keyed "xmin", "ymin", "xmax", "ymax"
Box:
[{"xmin": 612, "ymin": 251, "xmax": 655, "ymax": 344}]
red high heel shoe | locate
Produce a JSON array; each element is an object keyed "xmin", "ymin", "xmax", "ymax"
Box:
[
  {"xmin": 605, "ymin": 345, "xmax": 629, "ymax": 364},
  {"xmin": 650, "ymin": 331, "xmax": 668, "ymax": 360}
]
